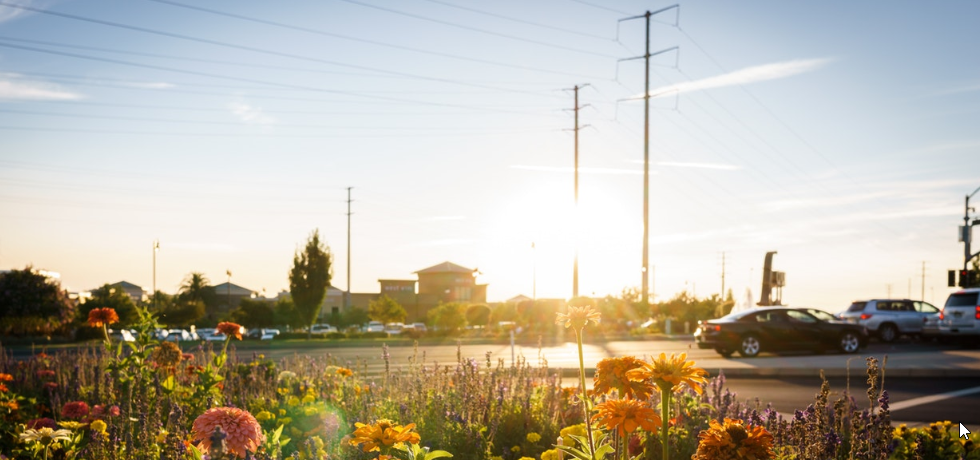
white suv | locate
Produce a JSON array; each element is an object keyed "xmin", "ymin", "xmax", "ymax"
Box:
[
  {"xmin": 838, "ymin": 299, "xmax": 940, "ymax": 342},
  {"xmin": 937, "ymin": 288, "xmax": 980, "ymax": 339}
]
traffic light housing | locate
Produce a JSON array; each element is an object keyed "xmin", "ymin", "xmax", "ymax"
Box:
[
  {"xmin": 960, "ymin": 269, "xmax": 979, "ymax": 288},
  {"xmin": 950, "ymin": 270, "xmax": 957, "ymax": 287}
]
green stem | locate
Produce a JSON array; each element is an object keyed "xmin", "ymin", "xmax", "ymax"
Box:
[
  {"xmin": 102, "ymin": 324, "xmax": 110, "ymax": 346},
  {"xmin": 575, "ymin": 329, "xmax": 596, "ymax": 459},
  {"xmin": 661, "ymin": 387, "xmax": 671, "ymax": 460}
]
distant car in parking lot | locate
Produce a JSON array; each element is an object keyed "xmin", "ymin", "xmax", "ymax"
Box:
[
  {"xmin": 200, "ymin": 331, "xmax": 227, "ymax": 342},
  {"xmin": 310, "ymin": 324, "xmax": 337, "ymax": 334},
  {"xmin": 164, "ymin": 329, "xmax": 194, "ymax": 342},
  {"xmin": 695, "ymin": 307, "xmax": 869, "ymax": 357},
  {"xmin": 364, "ymin": 321, "xmax": 385, "ymax": 333},
  {"xmin": 938, "ymin": 288, "xmax": 980, "ymax": 339},
  {"xmin": 837, "ymin": 299, "xmax": 940, "ymax": 342},
  {"xmin": 384, "ymin": 323, "xmax": 405, "ymax": 335},
  {"xmin": 108, "ymin": 328, "xmax": 136, "ymax": 342}
]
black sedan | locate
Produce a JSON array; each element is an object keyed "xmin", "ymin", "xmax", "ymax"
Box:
[{"xmin": 694, "ymin": 307, "xmax": 869, "ymax": 358}]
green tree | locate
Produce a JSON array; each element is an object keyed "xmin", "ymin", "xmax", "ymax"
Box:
[
  {"xmin": 158, "ymin": 299, "xmax": 206, "ymax": 328},
  {"xmin": 229, "ymin": 298, "xmax": 275, "ymax": 329},
  {"xmin": 428, "ymin": 302, "xmax": 467, "ymax": 333},
  {"xmin": 289, "ymin": 230, "xmax": 332, "ymax": 339},
  {"xmin": 465, "ymin": 304, "xmax": 491, "ymax": 328},
  {"xmin": 341, "ymin": 306, "xmax": 370, "ymax": 330},
  {"xmin": 178, "ymin": 272, "xmax": 217, "ymax": 307},
  {"xmin": 0, "ymin": 266, "xmax": 75, "ymax": 336},
  {"xmin": 368, "ymin": 295, "xmax": 407, "ymax": 324},
  {"xmin": 78, "ymin": 284, "xmax": 139, "ymax": 327},
  {"xmin": 273, "ymin": 297, "xmax": 306, "ymax": 330}
]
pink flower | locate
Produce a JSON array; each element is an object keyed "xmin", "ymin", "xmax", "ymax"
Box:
[
  {"xmin": 36, "ymin": 370, "xmax": 55, "ymax": 379},
  {"xmin": 191, "ymin": 407, "xmax": 265, "ymax": 458},
  {"xmin": 61, "ymin": 401, "xmax": 91, "ymax": 419},
  {"xmin": 27, "ymin": 418, "xmax": 57, "ymax": 429},
  {"xmin": 43, "ymin": 382, "xmax": 58, "ymax": 391},
  {"xmin": 108, "ymin": 405, "xmax": 121, "ymax": 416}
]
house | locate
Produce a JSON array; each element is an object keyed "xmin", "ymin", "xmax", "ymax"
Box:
[
  {"xmin": 210, "ymin": 282, "xmax": 258, "ymax": 312},
  {"xmin": 109, "ymin": 281, "xmax": 147, "ymax": 304}
]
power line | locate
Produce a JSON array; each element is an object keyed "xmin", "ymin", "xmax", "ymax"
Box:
[
  {"xmin": 0, "ymin": 125, "xmax": 561, "ymax": 138},
  {"xmin": 0, "ymin": 41, "xmax": 568, "ymax": 114},
  {"xmin": 0, "ymin": 2, "xmax": 584, "ymax": 97},
  {"xmin": 144, "ymin": 0, "xmax": 606, "ymax": 80},
  {"xmin": 417, "ymin": 0, "xmax": 614, "ymax": 41},
  {"xmin": 565, "ymin": 0, "xmax": 630, "ymax": 16},
  {"xmin": 336, "ymin": 0, "xmax": 622, "ymax": 59}
]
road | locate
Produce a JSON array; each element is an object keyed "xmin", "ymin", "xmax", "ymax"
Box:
[{"xmin": 245, "ymin": 337, "xmax": 980, "ymax": 425}]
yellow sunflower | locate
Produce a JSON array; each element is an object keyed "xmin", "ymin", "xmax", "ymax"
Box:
[
  {"xmin": 692, "ymin": 418, "xmax": 774, "ymax": 460},
  {"xmin": 627, "ymin": 352, "xmax": 708, "ymax": 394},
  {"xmin": 591, "ymin": 399, "xmax": 662, "ymax": 438},
  {"xmin": 594, "ymin": 356, "xmax": 655, "ymax": 400},
  {"xmin": 555, "ymin": 305, "xmax": 601, "ymax": 330}
]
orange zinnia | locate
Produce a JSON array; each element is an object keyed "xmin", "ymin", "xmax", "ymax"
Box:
[
  {"xmin": 87, "ymin": 308, "xmax": 119, "ymax": 328},
  {"xmin": 191, "ymin": 407, "xmax": 265, "ymax": 458},
  {"xmin": 627, "ymin": 352, "xmax": 709, "ymax": 394},
  {"xmin": 349, "ymin": 419, "xmax": 421, "ymax": 453},
  {"xmin": 555, "ymin": 305, "xmax": 601, "ymax": 330},
  {"xmin": 591, "ymin": 399, "xmax": 661, "ymax": 438},
  {"xmin": 692, "ymin": 418, "xmax": 774, "ymax": 460},
  {"xmin": 594, "ymin": 356, "xmax": 654, "ymax": 400},
  {"xmin": 0, "ymin": 373, "xmax": 13, "ymax": 382},
  {"xmin": 216, "ymin": 322, "xmax": 243, "ymax": 340}
]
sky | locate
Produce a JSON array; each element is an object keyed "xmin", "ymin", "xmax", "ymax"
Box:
[{"xmin": 1, "ymin": 0, "xmax": 978, "ymax": 310}]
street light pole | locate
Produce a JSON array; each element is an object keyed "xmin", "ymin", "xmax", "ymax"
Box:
[{"xmin": 964, "ymin": 186, "xmax": 980, "ymax": 286}]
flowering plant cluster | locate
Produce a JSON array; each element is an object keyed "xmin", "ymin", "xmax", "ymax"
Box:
[{"xmin": 0, "ymin": 304, "xmax": 967, "ymax": 460}]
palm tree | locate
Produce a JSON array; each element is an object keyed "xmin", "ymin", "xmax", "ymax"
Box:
[{"xmin": 179, "ymin": 272, "xmax": 215, "ymax": 304}]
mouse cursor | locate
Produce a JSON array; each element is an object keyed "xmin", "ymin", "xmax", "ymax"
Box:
[{"xmin": 961, "ymin": 423, "xmax": 971, "ymax": 439}]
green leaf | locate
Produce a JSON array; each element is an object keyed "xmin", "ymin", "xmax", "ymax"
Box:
[
  {"xmin": 422, "ymin": 450, "xmax": 453, "ymax": 460},
  {"xmin": 186, "ymin": 442, "xmax": 204, "ymax": 460},
  {"xmin": 161, "ymin": 375, "xmax": 176, "ymax": 392}
]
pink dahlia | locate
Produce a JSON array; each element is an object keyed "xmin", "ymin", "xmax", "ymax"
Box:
[
  {"xmin": 61, "ymin": 401, "xmax": 90, "ymax": 419},
  {"xmin": 191, "ymin": 407, "xmax": 264, "ymax": 458}
]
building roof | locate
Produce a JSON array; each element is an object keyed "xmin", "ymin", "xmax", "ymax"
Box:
[
  {"xmin": 507, "ymin": 294, "xmax": 532, "ymax": 303},
  {"xmin": 211, "ymin": 282, "xmax": 256, "ymax": 296},
  {"xmin": 414, "ymin": 261, "xmax": 476, "ymax": 275},
  {"xmin": 110, "ymin": 281, "xmax": 144, "ymax": 291}
]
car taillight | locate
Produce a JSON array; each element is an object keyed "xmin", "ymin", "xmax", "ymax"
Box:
[
  {"xmin": 860, "ymin": 313, "xmax": 873, "ymax": 320},
  {"xmin": 939, "ymin": 310, "xmax": 944, "ymax": 320},
  {"xmin": 711, "ymin": 325, "xmax": 721, "ymax": 332},
  {"xmin": 975, "ymin": 306, "xmax": 980, "ymax": 320}
]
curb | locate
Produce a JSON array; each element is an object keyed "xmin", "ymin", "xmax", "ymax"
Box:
[{"xmin": 556, "ymin": 367, "xmax": 980, "ymax": 379}]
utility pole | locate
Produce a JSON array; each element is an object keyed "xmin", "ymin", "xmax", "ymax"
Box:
[
  {"xmin": 152, "ymin": 239, "xmax": 159, "ymax": 309},
  {"xmin": 721, "ymin": 251, "xmax": 726, "ymax": 297},
  {"xmin": 619, "ymin": 5, "xmax": 678, "ymax": 306},
  {"xmin": 567, "ymin": 84, "xmax": 589, "ymax": 299},
  {"xmin": 921, "ymin": 261, "xmax": 926, "ymax": 301},
  {"xmin": 346, "ymin": 187, "xmax": 353, "ymax": 309}
]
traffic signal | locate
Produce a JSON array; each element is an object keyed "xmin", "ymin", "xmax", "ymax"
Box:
[
  {"xmin": 961, "ymin": 269, "xmax": 979, "ymax": 288},
  {"xmin": 949, "ymin": 270, "xmax": 957, "ymax": 287}
]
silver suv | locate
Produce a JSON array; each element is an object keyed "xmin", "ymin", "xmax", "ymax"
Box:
[
  {"xmin": 937, "ymin": 288, "xmax": 980, "ymax": 338},
  {"xmin": 838, "ymin": 299, "xmax": 940, "ymax": 342}
]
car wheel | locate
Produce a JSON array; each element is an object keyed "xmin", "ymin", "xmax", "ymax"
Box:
[
  {"xmin": 839, "ymin": 332, "xmax": 861, "ymax": 353},
  {"xmin": 739, "ymin": 335, "xmax": 761, "ymax": 357},
  {"xmin": 878, "ymin": 323, "xmax": 898, "ymax": 343},
  {"xmin": 715, "ymin": 347, "xmax": 733, "ymax": 358}
]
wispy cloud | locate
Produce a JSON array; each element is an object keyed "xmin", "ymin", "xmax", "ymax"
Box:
[
  {"xmin": 0, "ymin": 0, "xmax": 34, "ymax": 23},
  {"xmin": 511, "ymin": 165, "xmax": 650, "ymax": 175},
  {"xmin": 642, "ymin": 58, "xmax": 832, "ymax": 98},
  {"xmin": 0, "ymin": 79, "xmax": 83, "ymax": 100},
  {"xmin": 656, "ymin": 161, "xmax": 742, "ymax": 171},
  {"xmin": 229, "ymin": 102, "xmax": 275, "ymax": 125}
]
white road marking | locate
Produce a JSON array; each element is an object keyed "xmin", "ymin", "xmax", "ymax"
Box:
[{"xmin": 888, "ymin": 385, "xmax": 980, "ymax": 412}]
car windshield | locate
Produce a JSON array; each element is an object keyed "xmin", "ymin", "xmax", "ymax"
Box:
[{"xmin": 945, "ymin": 292, "xmax": 979, "ymax": 308}]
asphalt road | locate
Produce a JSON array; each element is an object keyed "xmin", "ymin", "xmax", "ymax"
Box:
[{"xmin": 722, "ymin": 376, "xmax": 980, "ymax": 426}]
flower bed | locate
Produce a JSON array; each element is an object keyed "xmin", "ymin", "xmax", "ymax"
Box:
[{"xmin": 0, "ymin": 306, "xmax": 976, "ymax": 459}]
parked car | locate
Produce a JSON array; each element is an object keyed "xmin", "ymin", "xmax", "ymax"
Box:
[
  {"xmin": 200, "ymin": 331, "xmax": 227, "ymax": 342},
  {"xmin": 937, "ymin": 288, "xmax": 980, "ymax": 339},
  {"xmin": 164, "ymin": 329, "xmax": 193, "ymax": 342},
  {"xmin": 364, "ymin": 321, "xmax": 385, "ymax": 333},
  {"xmin": 838, "ymin": 299, "xmax": 940, "ymax": 342},
  {"xmin": 310, "ymin": 324, "xmax": 338, "ymax": 334},
  {"xmin": 384, "ymin": 322, "xmax": 405, "ymax": 335},
  {"xmin": 792, "ymin": 307, "xmax": 842, "ymax": 323},
  {"xmin": 410, "ymin": 322, "xmax": 427, "ymax": 333},
  {"xmin": 246, "ymin": 328, "xmax": 279, "ymax": 340},
  {"xmin": 695, "ymin": 307, "xmax": 869, "ymax": 358},
  {"xmin": 107, "ymin": 328, "xmax": 136, "ymax": 342}
]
